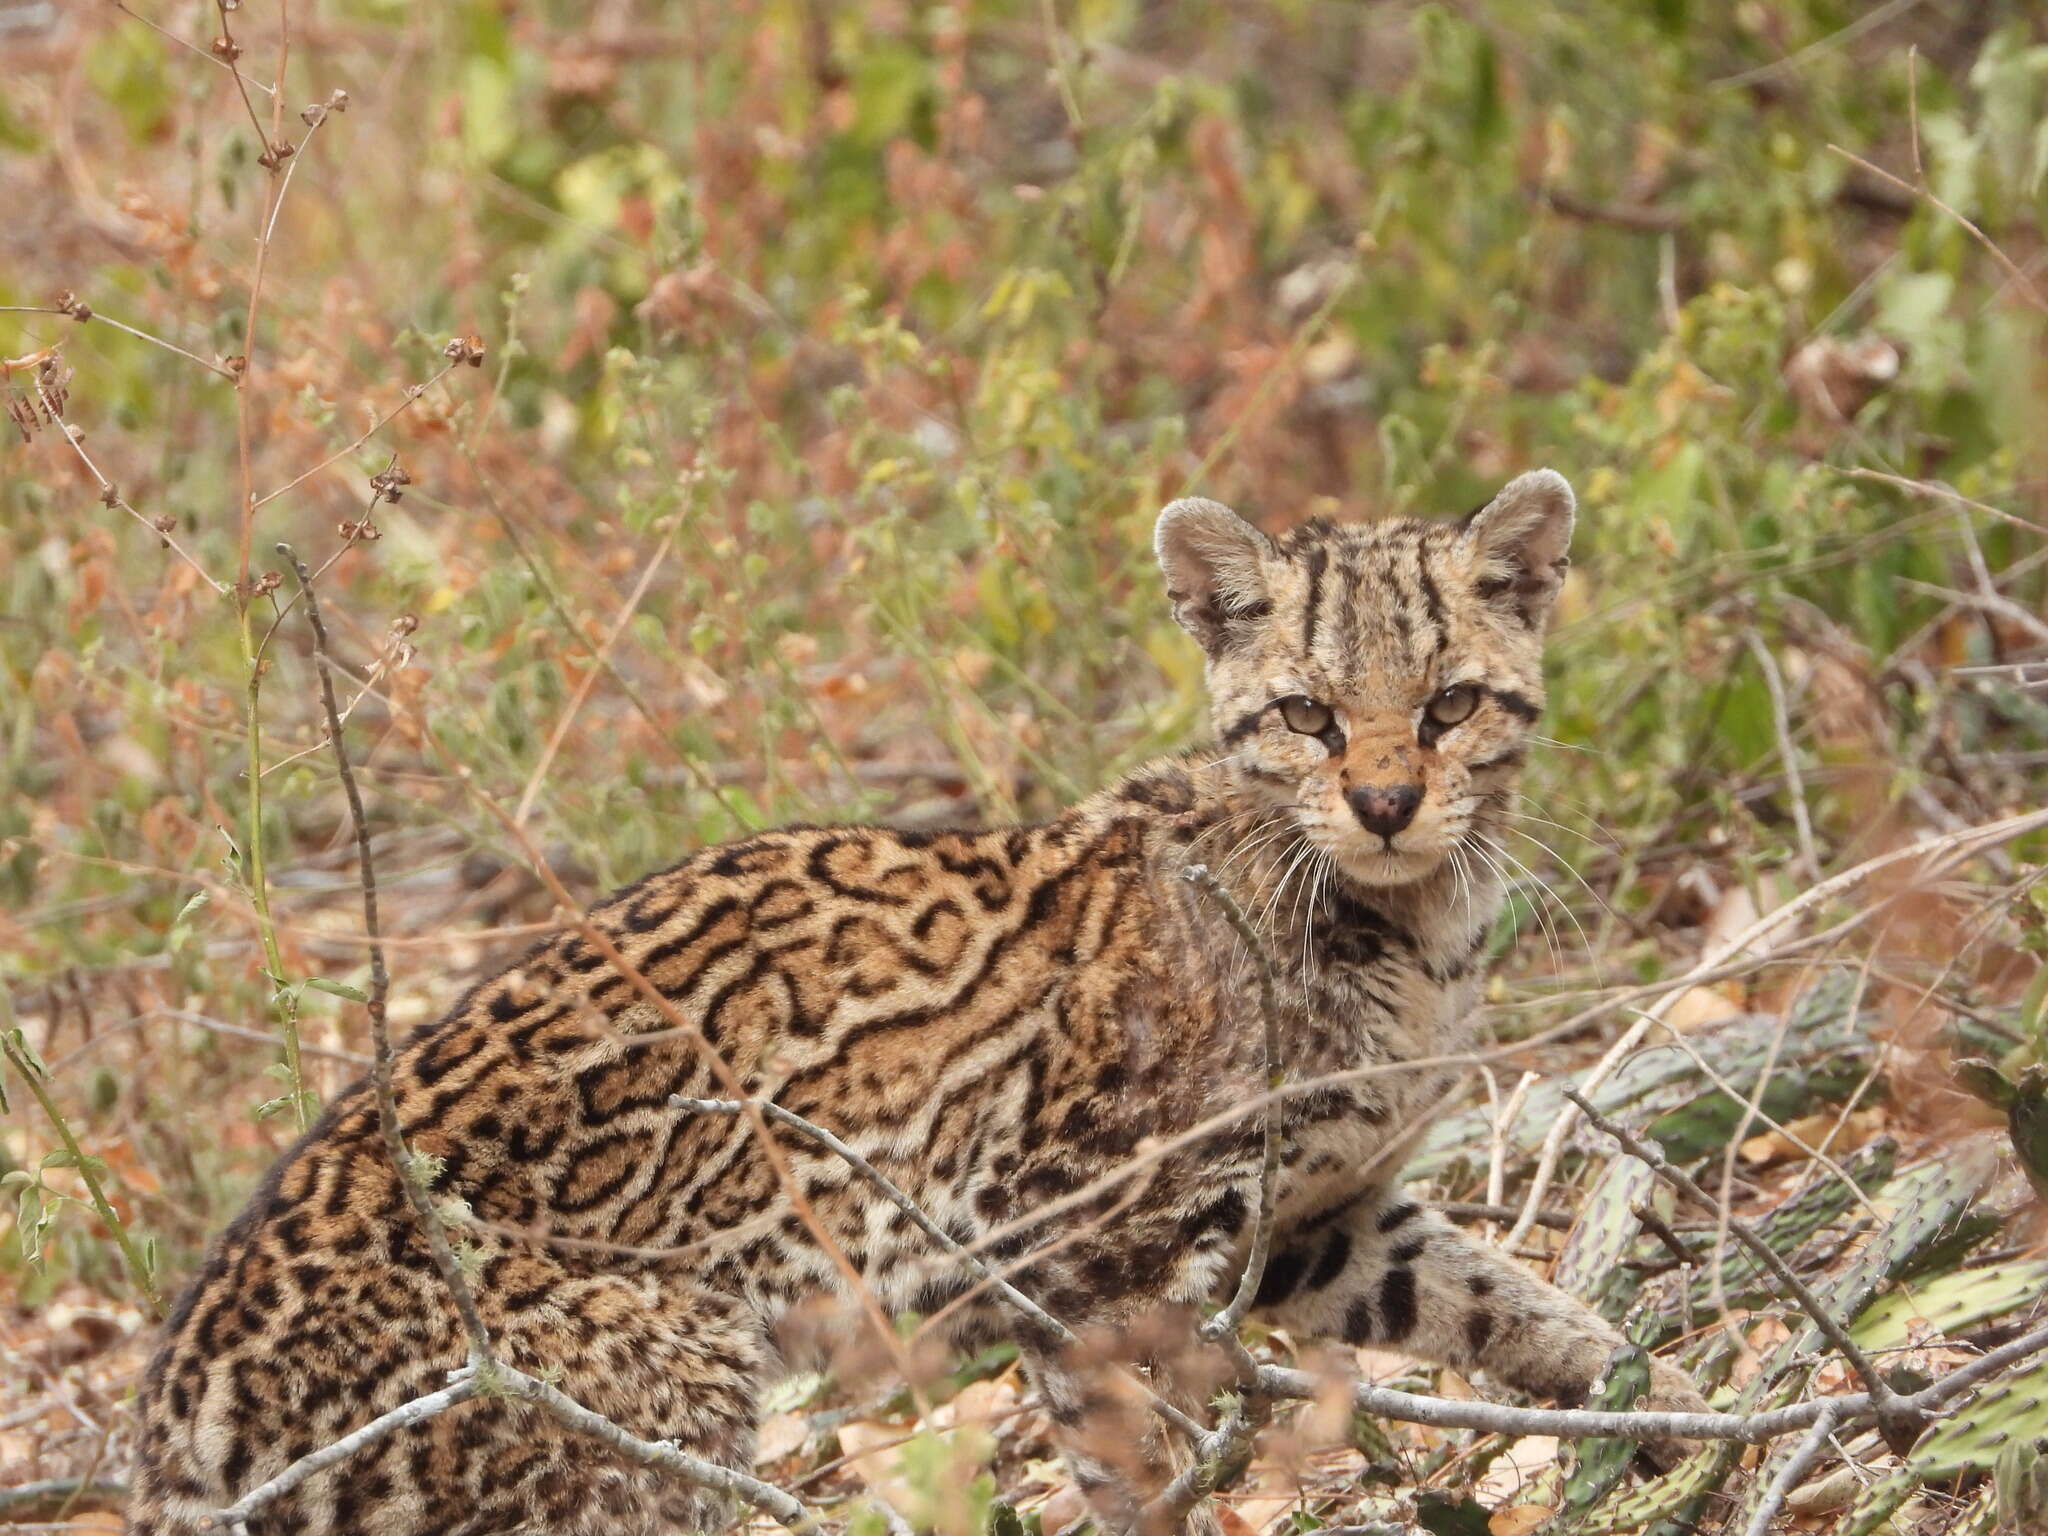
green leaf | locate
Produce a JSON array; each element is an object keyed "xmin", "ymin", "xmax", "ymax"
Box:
[{"xmin": 303, "ymin": 977, "xmax": 370, "ymax": 1005}]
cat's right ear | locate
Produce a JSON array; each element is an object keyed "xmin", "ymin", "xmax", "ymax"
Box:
[{"xmin": 1155, "ymin": 498, "xmax": 1275, "ymax": 654}]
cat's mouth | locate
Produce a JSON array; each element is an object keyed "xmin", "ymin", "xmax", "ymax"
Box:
[{"xmin": 1327, "ymin": 840, "xmax": 1443, "ymax": 887}]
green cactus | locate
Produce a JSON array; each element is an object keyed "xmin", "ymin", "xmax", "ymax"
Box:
[
  {"xmin": 1852, "ymin": 1261, "xmax": 2048, "ymax": 1351},
  {"xmin": 1552, "ymin": 1155, "xmax": 1659, "ymax": 1323},
  {"xmin": 1629, "ymin": 1136, "xmax": 1898, "ymax": 1349},
  {"xmin": 2009, "ymin": 1065, "xmax": 2048, "ymax": 1202},
  {"xmin": 1768, "ymin": 1144, "xmax": 1999, "ymax": 1371},
  {"xmin": 1954, "ymin": 1057, "xmax": 2021, "ymax": 1112},
  {"xmin": 1564, "ymin": 1443, "xmax": 1737, "ymax": 1536},
  {"xmin": 1550, "ymin": 1344, "xmax": 1652, "ymax": 1527},
  {"xmin": 1995, "ymin": 1437, "xmax": 2048, "ymax": 1533},
  {"xmin": 1838, "ymin": 1366, "xmax": 2048, "ymax": 1536},
  {"xmin": 1410, "ymin": 980, "xmax": 1865, "ymax": 1183}
]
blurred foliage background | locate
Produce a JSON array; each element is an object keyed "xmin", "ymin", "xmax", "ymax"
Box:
[{"xmin": 4, "ymin": 0, "xmax": 2048, "ymax": 1527}]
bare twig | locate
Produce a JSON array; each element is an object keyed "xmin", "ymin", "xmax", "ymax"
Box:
[
  {"xmin": 1742, "ymin": 1403, "xmax": 1844, "ymax": 1536},
  {"xmin": 1437, "ymin": 1200, "xmax": 1574, "ymax": 1231},
  {"xmin": 1181, "ymin": 863, "xmax": 1283, "ymax": 1339},
  {"xmin": 1826, "ymin": 145, "xmax": 2048, "ymax": 314},
  {"xmin": 112, "ymin": 0, "xmax": 276, "ymax": 92},
  {"xmin": 1, "ymin": 303, "xmax": 237, "ymax": 378},
  {"xmin": 201, "ymin": 1361, "xmax": 814, "ymax": 1536},
  {"xmin": 1897, "ymin": 575, "xmax": 2048, "ymax": 650},
  {"xmin": 1839, "ymin": 466, "xmax": 2048, "ymax": 537},
  {"xmin": 513, "ymin": 527, "xmax": 676, "ymax": 827},
  {"xmin": 251, "ymin": 363, "xmax": 460, "ymax": 511},
  {"xmin": 202, "ymin": 1370, "xmax": 490, "ymax": 1533},
  {"xmin": 283, "ymin": 543, "xmax": 492, "ymax": 1359},
  {"xmin": 1744, "ymin": 630, "xmax": 1821, "ymax": 881},
  {"xmin": 1535, "ymin": 186, "xmax": 1686, "ymax": 233},
  {"xmin": 28, "ymin": 377, "xmax": 224, "ymax": 590}
]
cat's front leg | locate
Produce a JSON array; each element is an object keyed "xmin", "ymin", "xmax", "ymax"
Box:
[{"xmin": 1251, "ymin": 1187, "xmax": 1708, "ymax": 1442}]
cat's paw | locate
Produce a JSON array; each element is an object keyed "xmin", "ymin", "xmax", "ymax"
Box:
[{"xmin": 1633, "ymin": 1358, "xmax": 1715, "ymax": 1473}]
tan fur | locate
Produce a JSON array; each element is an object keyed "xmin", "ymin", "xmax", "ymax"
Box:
[{"xmin": 128, "ymin": 471, "xmax": 1705, "ymax": 1536}]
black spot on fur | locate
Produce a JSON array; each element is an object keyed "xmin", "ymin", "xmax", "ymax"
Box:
[
  {"xmin": 1306, "ymin": 1229, "xmax": 1352, "ymax": 1290},
  {"xmin": 1253, "ymin": 1246, "xmax": 1309, "ymax": 1308},
  {"xmin": 1378, "ymin": 1268, "xmax": 1418, "ymax": 1339},
  {"xmin": 1464, "ymin": 1310, "xmax": 1494, "ymax": 1356},
  {"xmin": 1376, "ymin": 1201, "xmax": 1421, "ymax": 1233}
]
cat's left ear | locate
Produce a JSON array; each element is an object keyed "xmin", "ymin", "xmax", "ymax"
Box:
[{"xmin": 1463, "ymin": 469, "xmax": 1575, "ymax": 625}]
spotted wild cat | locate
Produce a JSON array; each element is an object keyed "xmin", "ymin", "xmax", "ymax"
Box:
[{"xmin": 129, "ymin": 469, "xmax": 1709, "ymax": 1535}]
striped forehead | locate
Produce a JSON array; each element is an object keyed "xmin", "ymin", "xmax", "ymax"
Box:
[{"xmin": 1286, "ymin": 521, "xmax": 1459, "ymax": 678}]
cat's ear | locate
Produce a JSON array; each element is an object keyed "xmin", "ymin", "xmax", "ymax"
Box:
[
  {"xmin": 1463, "ymin": 469, "xmax": 1575, "ymax": 626},
  {"xmin": 1155, "ymin": 497, "xmax": 1275, "ymax": 653}
]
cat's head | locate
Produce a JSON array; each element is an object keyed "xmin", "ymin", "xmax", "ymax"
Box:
[{"xmin": 1156, "ymin": 471, "xmax": 1573, "ymax": 888}]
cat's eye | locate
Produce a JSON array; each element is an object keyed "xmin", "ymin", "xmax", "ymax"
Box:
[
  {"xmin": 1276, "ymin": 694, "xmax": 1336, "ymax": 737},
  {"xmin": 1425, "ymin": 683, "xmax": 1480, "ymax": 727}
]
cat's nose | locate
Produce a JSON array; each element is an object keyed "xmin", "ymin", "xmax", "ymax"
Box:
[{"xmin": 1346, "ymin": 783, "xmax": 1422, "ymax": 839}]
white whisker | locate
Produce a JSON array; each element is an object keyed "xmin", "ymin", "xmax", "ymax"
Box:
[{"xmin": 1471, "ymin": 830, "xmax": 1587, "ymax": 979}]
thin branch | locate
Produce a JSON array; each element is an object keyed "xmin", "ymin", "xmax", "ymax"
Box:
[
  {"xmin": 513, "ymin": 527, "xmax": 676, "ymax": 827},
  {"xmin": 495, "ymin": 1362, "xmax": 811, "ymax": 1530},
  {"xmin": 1534, "ymin": 186, "xmax": 1686, "ymax": 233},
  {"xmin": 251, "ymin": 363, "xmax": 458, "ymax": 511},
  {"xmin": 0, "ymin": 304, "xmax": 237, "ymax": 378},
  {"xmin": 261, "ymin": 111, "xmax": 324, "ymax": 248},
  {"xmin": 1181, "ymin": 863, "xmax": 1283, "ymax": 1339},
  {"xmin": 283, "ymin": 544, "xmax": 492, "ymax": 1360},
  {"xmin": 111, "ymin": 0, "xmax": 277, "ymax": 92},
  {"xmin": 200, "ymin": 1361, "xmax": 814, "ymax": 1536},
  {"xmin": 1435, "ymin": 1200, "xmax": 1575, "ymax": 1231},
  {"xmin": 210, "ymin": 0, "xmax": 275, "ymax": 156},
  {"xmin": 30, "ymin": 379, "xmax": 225, "ymax": 590},
  {"xmin": 1897, "ymin": 575, "xmax": 2048, "ymax": 650},
  {"xmin": 1259, "ymin": 1362, "xmax": 1833, "ymax": 1443},
  {"xmin": 1711, "ymin": 0, "xmax": 1925, "ymax": 88},
  {"xmin": 1826, "ymin": 145, "xmax": 2048, "ymax": 314},
  {"xmin": 201, "ymin": 1370, "xmax": 489, "ymax": 1533},
  {"xmin": 1742, "ymin": 1403, "xmax": 1844, "ymax": 1536},
  {"xmin": 1560, "ymin": 1087, "xmax": 1920, "ymax": 1450},
  {"xmin": 1744, "ymin": 630, "xmax": 1821, "ymax": 881},
  {"xmin": 1839, "ymin": 465, "xmax": 2048, "ymax": 537}
]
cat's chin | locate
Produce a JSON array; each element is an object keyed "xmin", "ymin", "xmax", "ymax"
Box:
[{"xmin": 1328, "ymin": 843, "xmax": 1445, "ymax": 888}]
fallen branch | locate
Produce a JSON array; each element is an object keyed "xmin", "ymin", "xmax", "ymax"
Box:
[
  {"xmin": 200, "ymin": 1362, "xmax": 812, "ymax": 1536},
  {"xmin": 1741, "ymin": 1403, "xmax": 1844, "ymax": 1536}
]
